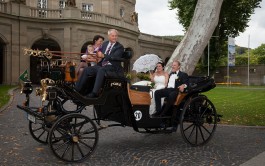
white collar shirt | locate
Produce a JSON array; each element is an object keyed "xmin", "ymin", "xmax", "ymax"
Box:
[{"xmin": 167, "ymin": 70, "xmax": 179, "ymax": 88}]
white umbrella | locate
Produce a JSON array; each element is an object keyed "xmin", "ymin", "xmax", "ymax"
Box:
[{"xmin": 132, "ymin": 54, "xmax": 162, "ymax": 73}]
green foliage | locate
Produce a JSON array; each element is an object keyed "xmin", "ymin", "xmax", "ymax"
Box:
[
  {"xmin": 257, "ymin": 55, "xmax": 265, "ymax": 64},
  {"xmin": 204, "ymin": 86, "xmax": 265, "ymax": 126},
  {"xmin": 169, "ymin": 0, "xmax": 262, "ymax": 72},
  {"xmin": 252, "ymin": 43, "xmax": 265, "ymax": 56},
  {"xmin": 0, "ymin": 85, "xmax": 16, "ymax": 108},
  {"xmin": 236, "ymin": 45, "xmax": 248, "ymax": 55},
  {"xmin": 136, "ymin": 73, "xmax": 150, "ymax": 81}
]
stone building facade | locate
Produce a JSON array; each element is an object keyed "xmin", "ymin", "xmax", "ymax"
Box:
[{"xmin": 0, "ymin": 0, "xmax": 179, "ymax": 84}]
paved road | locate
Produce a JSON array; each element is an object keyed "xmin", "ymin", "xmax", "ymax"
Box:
[{"xmin": 0, "ymin": 88, "xmax": 264, "ymax": 166}]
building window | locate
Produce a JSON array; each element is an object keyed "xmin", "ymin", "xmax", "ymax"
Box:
[
  {"xmin": 37, "ymin": 0, "xmax": 47, "ymax": 18},
  {"xmin": 82, "ymin": 3, "xmax": 93, "ymax": 12},
  {"xmin": 37, "ymin": 0, "xmax": 47, "ymax": 9},
  {"xmin": 59, "ymin": 0, "xmax": 66, "ymax": 9},
  {"xmin": 120, "ymin": 7, "xmax": 125, "ymax": 17}
]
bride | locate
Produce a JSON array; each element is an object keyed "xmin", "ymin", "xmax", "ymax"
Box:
[
  {"xmin": 133, "ymin": 62, "xmax": 169, "ymax": 114},
  {"xmin": 149, "ymin": 62, "xmax": 169, "ymax": 114}
]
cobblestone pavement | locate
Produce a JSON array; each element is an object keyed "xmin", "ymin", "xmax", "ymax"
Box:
[{"xmin": 0, "ymin": 88, "xmax": 264, "ymax": 166}]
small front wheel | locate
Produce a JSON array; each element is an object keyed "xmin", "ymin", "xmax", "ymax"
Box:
[
  {"xmin": 180, "ymin": 95, "xmax": 217, "ymax": 146},
  {"xmin": 48, "ymin": 113, "xmax": 98, "ymax": 162}
]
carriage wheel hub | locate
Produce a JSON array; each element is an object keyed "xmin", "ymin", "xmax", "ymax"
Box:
[{"xmin": 72, "ymin": 136, "xmax": 79, "ymax": 142}]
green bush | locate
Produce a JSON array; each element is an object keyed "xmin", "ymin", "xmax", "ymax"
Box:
[{"xmin": 257, "ymin": 55, "xmax": 265, "ymax": 64}]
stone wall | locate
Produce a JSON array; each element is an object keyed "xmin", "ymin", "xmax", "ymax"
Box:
[{"xmin": 214, "ymin": 65, "xmax": 265, "ymax": 85}]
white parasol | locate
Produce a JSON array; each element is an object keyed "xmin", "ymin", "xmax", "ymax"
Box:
[{"xmin": 132, "ymin": 54, "xmax": 162, "ymax": 73}]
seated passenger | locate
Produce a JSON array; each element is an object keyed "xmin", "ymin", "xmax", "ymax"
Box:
[
  {"xmin": 153, "ymin": 60, "xmax": 188, "ymax": 117},
  {"xmin": 149, "ymin": 62, "xmax": 169, "ymax": 114},
  {"xmin": 132, "ymin": 62, "xmax": 169, "ymax": 115},
  {"xmin": 153, "ymin": 60, "xmax": 188, "ymax": 132},
  {"xmin": 75, "ymin": 29, "xmax": 124, "ymax": 98},
  {"xmin": 76, "ymin": 45, "xmax": 94, "ymax": 80}
]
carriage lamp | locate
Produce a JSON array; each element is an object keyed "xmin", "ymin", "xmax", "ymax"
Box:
[{"xmin": 21, "ymin": 81, "xmax": 33, "ymax": 95}]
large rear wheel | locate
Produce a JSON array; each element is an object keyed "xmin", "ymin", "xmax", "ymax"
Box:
[
  {"xmin": 48, "ymin": 113, "xmax": 98, "ymax": 162},
  {"xmin": 180, "ymin": 95, "xmax": 217, "ymax": 146}
]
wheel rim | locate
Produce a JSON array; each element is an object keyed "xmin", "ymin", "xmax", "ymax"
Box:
[
  {"xmin": 48, "ymin": 113, "xmax": 98, "ymax": 162},
  {"xmin": 180, "ymin": 96, "xmax": 217, "ymax": 146}
]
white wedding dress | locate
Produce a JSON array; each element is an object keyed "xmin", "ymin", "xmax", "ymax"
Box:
[{"xmin": 149, "ymin": 75, "xmax": 166, "ymax": 114}]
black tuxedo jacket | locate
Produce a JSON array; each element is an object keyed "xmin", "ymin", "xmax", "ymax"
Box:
[
  {"xmin": 169, "ymin": 71, "xmax": 189, "ymax": 90},
  {"xmin": 100, "ymin": 41, "xmax": 124, "ymax": 68}
]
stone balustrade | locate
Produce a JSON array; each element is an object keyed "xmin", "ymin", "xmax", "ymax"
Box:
[{"xmin": 0, "ymin": 1, "xmax": 138, "ymax": 31}]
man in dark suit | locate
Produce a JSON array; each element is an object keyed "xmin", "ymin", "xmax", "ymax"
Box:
[
  {"xmin": 75, "ymin": 29, "xmax": 124, "ymax": 98},
  {"xmin": 153, "ymin": 60, "xmax": 189, "ymax": 117}
]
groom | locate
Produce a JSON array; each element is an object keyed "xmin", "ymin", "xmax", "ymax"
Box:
[{"xmin": 153, "ymin": 60, "xmax": 189, "ymax": 117}]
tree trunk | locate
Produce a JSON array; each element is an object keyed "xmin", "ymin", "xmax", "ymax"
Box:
[{"xmin": 165, "ymin": 0, "xmax": 223, "ymax": 75}]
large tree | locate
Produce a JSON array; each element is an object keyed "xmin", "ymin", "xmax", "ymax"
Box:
[
  {"xmin": 165, "ymin": 0, "xmax": 223, "ymax": 75},
  {"xmin": 168, "ymin": 0, "xmax": 262, "ymax": 75}
]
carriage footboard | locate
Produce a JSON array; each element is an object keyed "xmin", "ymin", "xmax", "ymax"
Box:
[{"xmin": 17, "ymin": 105, "xmax": 43, "ymax": 119}]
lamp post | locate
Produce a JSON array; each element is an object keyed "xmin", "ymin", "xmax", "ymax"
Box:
[{"xmin": 207, "ymin": 36, "xmax": 219, "ymax": 76}]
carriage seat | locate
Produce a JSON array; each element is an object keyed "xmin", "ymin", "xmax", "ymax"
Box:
[
  {"xmin": 127, "ymin": 84, "xmax": 151, "ymax": 105},
  {"xmin": 173, "ymin": 76, "xmax": 216, "ymax": 106},
  {"xmin": 174, "ymin": 93, "xmax": 187, "ymax": 106}
]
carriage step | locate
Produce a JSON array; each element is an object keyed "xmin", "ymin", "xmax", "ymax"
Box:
[
  {"xmin": 17, "ymin": 105, "xmax": 43, "ymax": 119},
  {"xmin": 149, "ymin": 115, "xmax": 171, "ymax": 119}
]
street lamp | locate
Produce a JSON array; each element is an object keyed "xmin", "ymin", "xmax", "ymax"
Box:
[{"xmin": 207, "ymin": 36, "xmax": 219, "ymax": 76}]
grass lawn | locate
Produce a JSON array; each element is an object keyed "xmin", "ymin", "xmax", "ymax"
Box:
[
  {"xmin": 203, "ymin": 85, "xmax": 265, "ymax": 126},
  {"xmin": 0, "ymin": 85, "xmax": 16, "ymax": 109}
]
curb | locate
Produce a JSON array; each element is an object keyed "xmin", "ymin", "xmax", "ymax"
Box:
[{"xmin": 0, "ymin": 86, "xmax": 19, "ymax": 113}]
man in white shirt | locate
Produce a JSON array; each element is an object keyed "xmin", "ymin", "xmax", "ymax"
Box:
[{"xmin": 153, "ymin": 60, "xmax": 189, "ymax": 117}]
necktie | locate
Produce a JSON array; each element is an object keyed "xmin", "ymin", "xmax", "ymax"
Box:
[
  {"xmin": 102, "ymin": 43, "xmax": 113, "ymax": 66},
  {"xmin": 106, "ymin": 43, "xmax": 113, "ymax": 55}
]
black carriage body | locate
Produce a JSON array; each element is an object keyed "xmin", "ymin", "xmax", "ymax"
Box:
[
  {"xmin": 132, "ymin": 105, "xmax": 162, "ymax": 128},
  {"xmin": 94, "ymin": 80, "xmax": 164, "ymax": 130},
  {"xmin": 93, "ymin": 78, "xmax": 135, "ymax": 127}
]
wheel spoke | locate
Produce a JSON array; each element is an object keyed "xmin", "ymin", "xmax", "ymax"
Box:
[
  {"xmin": 73, "ymin": 117, "xmax": 77, "ymax": 133},
  {"xmin": 183, "ymin": 123, "xmax": 194, "ymax": 132},
  {"xmin": 79, "ymin": 140, "xmax": 93, "ymax": 151},
  {"xmin": 76, "ymin": 143, "xmax": 85, "ymax": 157},
  {"xmin": 195, "ymin": 125, "xmax": 198, "ymax": 145},
  {"xmin": 54, "ymin": 140, "xmax": 70, "ymax": 151},
  {"xmin": 80, "ymin": 136, "xmax": 96, "ymax": 140},
  {"xmin": 61, "ymin": 143, "xmax": 70, "ymax": 159},
  {"xmin": 187, "ymin": 125, "xmax": 196, "ymax": 140},
  {"xmin": 71, "ymin": 143, "xmax": 74, "ymax": 161},
  {"xmin": 201, "ymin": 124, "xmax": 212, "ymax": 135},
  {"xmin": 198, "ymin": 125, "xmax": 205, "ymax": 142},
  {"xmin": 37, "ymin": 130, "xmax": 46, "ymax": 139},
  {"xmin": 32, "ymin": 126, "xmax": 43, "ymax": 132}
]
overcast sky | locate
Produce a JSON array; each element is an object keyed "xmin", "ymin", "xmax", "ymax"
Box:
[{"xmin": 135, "ymin": 0, "xmax": 265, "ymax": 49}]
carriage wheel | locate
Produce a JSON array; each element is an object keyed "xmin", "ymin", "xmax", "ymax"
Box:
[
  {"xmin": 180, "ymin": 95, "xmax": 217, "ymax": 146},
  {"xmin": 29, "ymin": 118, "xmax": 51, "ymax": 144},
  {"xmin": 48, "ymin": 113, "xmax": 98, "ymax": 162}
]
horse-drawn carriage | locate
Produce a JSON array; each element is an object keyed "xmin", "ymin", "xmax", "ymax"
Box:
[{"xmin": 17, "ymin": 48, "xmax": 221, "ymax": 162}]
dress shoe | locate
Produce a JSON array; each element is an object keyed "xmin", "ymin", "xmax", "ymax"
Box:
[
  {"xmin": 170, "ymin": 125, "xmax": 178, "ymax": 132},
  {"xmin": 87, "ymin": 92, "xmax": 98, "ymax": 98}
]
